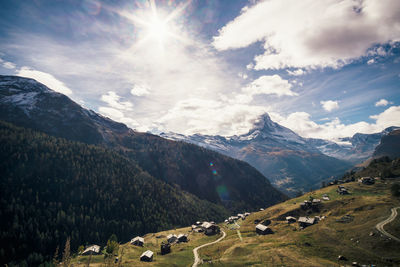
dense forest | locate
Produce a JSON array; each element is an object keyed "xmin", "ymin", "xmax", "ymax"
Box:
[
  {"xmin": 0, "ymin": 121, "xmax": 229, "ymax": 266},
  {"xmin": 117, "ymin": 132, "xmax": 287, "ymax": 212}
]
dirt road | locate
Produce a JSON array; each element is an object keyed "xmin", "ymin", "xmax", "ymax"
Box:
[
  {"xmin": 192, "ymin": 230, "xmax": 226, "ymax": 267},
  {"xmin": 376, "ymin": 207, "xmax": 400, "ymax": 242}
]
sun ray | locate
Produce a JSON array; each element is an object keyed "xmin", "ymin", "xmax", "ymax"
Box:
[{"xmin": 164, "ymin": 0, "xmax": 192, "ymax": 24}]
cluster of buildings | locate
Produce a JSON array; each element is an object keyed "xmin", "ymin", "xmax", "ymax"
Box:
[
  {"xmin": 191, "ymin": 221, "xmax": 220, "ymax": 235},
  {"xmin": 129, "ymin": 231, "xmax": 190, "ymax": 262},
  {"xmin": 224, "ymin": 212, "xmax": 251, "ymax": 224},
  {"xmin": 285, "ymin": 215, "xmax": 326, "ymax": 229},
  {"xmin": 300, "ymin": 198, "xmax": 321, "ymax": 212}
]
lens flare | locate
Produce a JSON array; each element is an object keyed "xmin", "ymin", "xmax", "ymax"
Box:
[{"xmin": 216, "ymin": 185, "xmax": 229, "ymax": 201}]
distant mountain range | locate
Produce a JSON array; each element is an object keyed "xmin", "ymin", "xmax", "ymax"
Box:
[
  {"xmin": 0, "ymin": 75, "xmax": 286, "ymax": 212},
  {"xmin": 307, "ymin": 126, "xmax": 399, "ymax": 163},
  {"xmin": 160, "ymin": 114, "xmax": 351, "ymax": 194},
  {"xmin": 160, "ymin": 114, "xmax": 399, "ymax": 194}
]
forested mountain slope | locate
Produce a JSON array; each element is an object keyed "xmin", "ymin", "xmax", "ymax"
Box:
[
  {"xmin": 0, "ymin": 75, "xmax": 287, "ymax": 212},
  {"xmin": 0, "ymin": 121, "xmax": 229, "ymax": 266}
]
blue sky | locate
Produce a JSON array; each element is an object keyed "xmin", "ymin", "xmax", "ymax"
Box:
[{"xmin": 0, "ymin": 0, "xmax": 399, "ymax": 141}]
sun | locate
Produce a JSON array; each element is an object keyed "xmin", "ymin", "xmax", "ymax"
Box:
[
  {"xmin": 146, "ymin": 15, "xmax": 168, "ymax": 43},
  {"xmin": 116, "ymin": 0, "xmax": 191, "ymax": 49}
]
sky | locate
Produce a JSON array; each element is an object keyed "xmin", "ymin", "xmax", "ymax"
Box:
[{"xmin": 0, "ymin": 0, "xmax": 399, "ymax": 142}]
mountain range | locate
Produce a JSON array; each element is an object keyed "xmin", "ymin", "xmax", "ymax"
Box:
[
  {"xmin": 160, "ymin": 114, "xmax": 398, "ymax": 194},
  {"xmin": 1, "ymin": 74, "xmax": 396, "ymax": 198},
  {"xmin": 0, "ymin": 75, "xmax": 286, "ymax": 212}
]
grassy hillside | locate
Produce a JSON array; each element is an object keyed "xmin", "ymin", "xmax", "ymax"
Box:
[
  {"xmin": 198, "ymin": 180, "xmax": 400, "ymax": 266},
  {"xmin": 78, "ymin": 178, "xmax": 400, "ymax": 266},
  {"xmin": 0, "ymin": 121, "xmax": 229, "ymax": 266}
]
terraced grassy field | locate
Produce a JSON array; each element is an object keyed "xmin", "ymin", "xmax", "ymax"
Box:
[{"xmin": 71, "ymin": 179, "xmax": 400, "ymax": 266}]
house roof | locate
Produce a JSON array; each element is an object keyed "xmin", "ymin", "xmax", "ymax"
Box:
[
  {"xmin": 177, "ymin": 234, "xmax": 187, "ymax": 239},
  {"xmin": 167, "ymin": 234, "xmax": 177, "ymax": 239},
  {"xmin": 140, "ymin": 250, "xmax": 153, "ymax": 258},
  {"xmin": 83, "ymin": 245, "xmax": 100, "ymax": 254},
  {"xmin": 298, "ymin": 217, "xmax": 315, "ymax": 224},
  {"xmin": 201, "ymin": 222, "xmax": 213, "ymax": 229},
  {"xmin": 286, "ymin": 216, "xmax": 296, "ymax": 221},
  {"xmin": 256, "ymin": 224, "xmax": 268, "ymax": 231},
  {"xmin": 131, "ymin": 236, "xmax": 144, "ymax": 243}
]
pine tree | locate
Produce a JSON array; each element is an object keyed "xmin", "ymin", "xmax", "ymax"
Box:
[
  {"xmin": 52, "ymin": 246, "xmax": 59, "ymax": 266},
  {"xmin": 61, "ymin": 237, "xmax": 70, "ymax": 267}
]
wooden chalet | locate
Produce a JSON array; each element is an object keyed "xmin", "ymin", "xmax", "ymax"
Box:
[
  {"xmin": 82, "ymin": 245, "xmax": 101, "ymax": 256},
  {"xmin": 177, "ymin": 234, "xmax": 188, "ymax": 243},
  {"xmin": 167, "ymin": 234, "xmax": 178, "ymax": 243},
  {"xmin": 255, "ymin": 224, "xmax": 273, "ymax": 235},
  {"xmin": 298, "ymin": 217, "xmax": 316, "ymax": 228},
  {"xmin": 201, "ymin": 222, "xmax": 220, "ymax": 235},
  {"xmin": 130, "ymin": 236, "xmax": 144, "ymax": 247},
  {"xmin": 160, "ymin": 241, "xmax": 171, "ymax": 255},
  {"xmin": 140, "ymin": 250, "xmax": 153, "ymax": 262},
  {"xmin": 286, "ymin": 216, "xmax": 297, "ymax": 223}
]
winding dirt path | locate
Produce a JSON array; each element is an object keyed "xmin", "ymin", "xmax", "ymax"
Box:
[
  {"xmin": 376, "ymin": 207, "xmax": 400, "ymax": 242},
  {"xmin": 192, "ymin": 230, "xmax": 226, "ymax": 267}
]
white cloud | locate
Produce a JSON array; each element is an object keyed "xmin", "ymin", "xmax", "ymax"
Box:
[
  {"xmin": 16, "ymin": 67, "xmax": 73, "ymax": 95},
  {"xmin": 375, "ymin": 98, "xmax": 389, "ymax": 107},
  {"xmin": 131, "ymin": 84, "xmax": 150, "ymax": 96},
  {"xmin": 238, "ymin": 72, "xmax": 248, "ymax": 79},
  {"xmin": 98, "ymin": 106, "xmax": 139, "ymax": 129},
  {"xmin": 242, "ymin": 75, "xmax": 298, "ymax": 97},
  {"xmin": 155, "ymin": 98, "xmax": 267, "ymax": 136},
  {"xmin": 320, "ymin": 100, "xmax": 339, "ymax": 112},
  {"xmin": 271, "ymin": 106, "xmax": 400, "ymax": 141},
  {"xmin": 213, "ymin": 0, "xmax": 400, "ymax": 70},
  {"xmin": 286, "ymin": 69, "xmax": 306, "ymax": 76},
  {"xmin": 370, "ymin": 106, "xmax": 400, "ymax": 128},
  {"xmin": 99, "ymin": 106, "xmax": 124, "ymax": 119},
  {"xmin": 101, "ymin": 91, "xmax": 133, "ymax": 111},
  {"xmin": 2, "ymin": 61, "xmax": 16, "ymax": 69}
]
